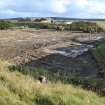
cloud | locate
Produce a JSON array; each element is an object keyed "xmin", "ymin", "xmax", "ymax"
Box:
[
  {"xmin": 0, "ymin": 0, "xmax": 105, "ymax": 18},
  {"xmin": 0, "ymin": 0, "xmax": 72, "ymax": 17},
  {"xmin": 50, "ymin": 0, "xmax": 71, "ymax": 13},
  {"xmin": 88, "ymin": 1, "xmax": 105, "ymax": 14},
  {"xmin": 75, "ymin": 0, "xmax": 88, "ymax": 7},
  {"xmin": 70, "ymin": 0, "xmax": 105, "ymax": 18},
  {"xmin": 75, "ymin": 0, "xmax": 105, "ymax": 13}
]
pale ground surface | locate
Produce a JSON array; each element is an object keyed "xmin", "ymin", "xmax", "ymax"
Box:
[
  {"xmin": 0, "ymin": 29, "xmax": 104, "ymax": 76},
  {"xmin": 0, "ymin": 29, "xmax": 76, "ymax": 60},
  {"xmin": 0, "ymin": 29, "xmax": 103, "ymax": 59}
]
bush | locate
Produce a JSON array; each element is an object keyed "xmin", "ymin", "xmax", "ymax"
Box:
[
  {"xmin": 71, "ymin": 21, "xmax": 104, "ymax": 32},
  {"xmin": 0, "ymin": 21, "xmax": 14, "ymax": 30}
]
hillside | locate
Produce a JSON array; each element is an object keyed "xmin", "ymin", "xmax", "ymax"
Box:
[{"xmin": 0, "ymin": 59, "xmax": 105, "ymax": 105}]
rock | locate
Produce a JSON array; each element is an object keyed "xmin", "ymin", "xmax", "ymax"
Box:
[{"xmin": 38, "ymin": 76, "xmax": 47, "ymax": 84}]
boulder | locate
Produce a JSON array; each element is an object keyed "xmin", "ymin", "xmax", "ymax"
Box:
[{"xmin": 38, "ymin": 76, "xmax": 47, "ymax": 83}]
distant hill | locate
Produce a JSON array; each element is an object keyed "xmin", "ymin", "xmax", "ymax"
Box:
[
  {"xmin": 1, "ymin": 17, "xmax": 105, "ymax": 22},
  {"xmin": 50, "ymin": 17, "xmax": 105, "ymax": 21}
]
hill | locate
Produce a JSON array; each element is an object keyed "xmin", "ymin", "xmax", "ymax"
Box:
[
  {"xmin": 1, "ymin": 17, "xmax": 105, "ymax": 22},
  {"xmin": 50, "ymin": 17, "xmax": 105, "ymax": 21},
  {"xmin": 0, "ymin": 60, "xmax": 105, "ymax": 105}
]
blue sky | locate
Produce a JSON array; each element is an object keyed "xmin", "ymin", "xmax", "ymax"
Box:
[{"xmin": 0, "ymin": 0, "xmax": 105, "ymax": 19}]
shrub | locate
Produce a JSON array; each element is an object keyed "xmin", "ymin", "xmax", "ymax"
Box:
[{"xmin": 0, "ymin": 21, "xmax": 14, "ymax": 30}]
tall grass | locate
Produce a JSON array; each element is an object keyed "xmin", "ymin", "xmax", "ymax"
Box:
[
  {"xmin": 96, "ymin": 21, "xmax": 105, "ymax": 31},
  {"xmin": 0, "ymin": 60, "xmax": 105, "ymax": 105}
]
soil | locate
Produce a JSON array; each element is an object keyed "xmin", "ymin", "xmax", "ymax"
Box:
[{"xmin": 0, "ymin": 29, "xmax": 104, "ymax": 77}]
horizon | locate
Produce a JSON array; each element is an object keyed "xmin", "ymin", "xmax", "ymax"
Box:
[
  {"xmin": 0, "ymin": 0, "xmax": 105, "ymax": 19},
  {"xmin": 1, "ymin": 17, "xmax": 105, "ymax": 20}
]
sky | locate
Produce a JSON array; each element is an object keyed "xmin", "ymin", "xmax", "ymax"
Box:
[{"xmin": 0, "ymin": 0, "xmax": 105, "ymax": 19}]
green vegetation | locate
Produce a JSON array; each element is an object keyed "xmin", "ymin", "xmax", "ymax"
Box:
[
  {"xmin": 0, "ymin": 60, "xmax": 105, "ymax": 105},
  {"xmin": 16, "ymin": 22, "xmax": 56, "ymax": 29},
  {"xmin": 16, "ymin": 21, "xmax": 104, "ymax": 32},
  {"xmin": 92, "ymin": 42, "xmax": 105, "ymax": 78},
  {"xmin": 87, "ymin": 42, "xmax": 105, "ymax": 95},
  {"xmin": 96, "ymin": 21, "xmax": 105, "ymax": 31},
  {"xmin": 71, "ymin": 21, "xmax": 104, "ymax": 32},
  {"xmin": 0, "ymin": 20, "xmax": 15, "ymax": 30},
  {"xmin": 92, "ymin": 42, "xmax": 105, "ymax": 62},
  {"xmin": 9, "ymin": 63, "xmax": 105, "ymax": 96}
]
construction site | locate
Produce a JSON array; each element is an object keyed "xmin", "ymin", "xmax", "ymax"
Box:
[{"xmin": 0, "ymin": 29, "xmax": 104, "ymax": 77}]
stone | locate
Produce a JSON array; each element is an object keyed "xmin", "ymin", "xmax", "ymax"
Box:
[{"xmin": 38, "ymin": 76, "xmax": 47, "ymax": 83}]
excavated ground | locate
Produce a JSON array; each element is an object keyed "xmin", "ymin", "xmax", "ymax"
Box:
[{"xmin": 0, "ymin": 29, "xmax": 104, "ymax": 77}]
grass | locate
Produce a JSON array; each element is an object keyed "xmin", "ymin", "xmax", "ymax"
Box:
[
  {"xmin": 91, "ymin": 42, "xmax": 105, "ymax": 66},
  {"xmin": 0, "ymin": 60, "xmax": 105, "ymax": 105},
  {"xmin": 96, "ymin": 21, "xmax": 105, "ymax": 31}
]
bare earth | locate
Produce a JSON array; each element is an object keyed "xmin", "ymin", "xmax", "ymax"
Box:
[
  {"xmin": 0, "ymin": 29, "xmax": 104, "ymax": 76},
  {"xmin": 0, "ymin": 29, "xmax": 75, "ymax": 60}
]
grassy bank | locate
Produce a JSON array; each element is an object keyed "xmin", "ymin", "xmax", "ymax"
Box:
[
  {"xmin": 92, "ymin": 42, "xmax": 105, "ymax": 61},
  {"xmin": 96, "ymin": 21, "xmax": 105, "ymax": 31},
  {"xmin": 92, "ymin": 42, "xmax": 105, "ymax": 77},
  {"xmin": 0, "ymin": 60, "xmax": 105, "ymax": 105}
]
